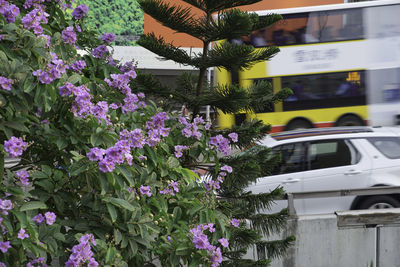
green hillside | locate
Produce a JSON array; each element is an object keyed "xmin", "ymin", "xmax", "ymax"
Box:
[{"xmin": 78, "ymin": 0, "xmax": 144, "ymax": 45}]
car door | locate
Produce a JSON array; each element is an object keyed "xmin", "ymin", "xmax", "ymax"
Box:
[
  {"xmin": 301, "ymin": 138, "xmax": 372, "ymax": 214},
  {"xmin": 248, "ymin": 142, "xmax": 306, "ymax": 214}
]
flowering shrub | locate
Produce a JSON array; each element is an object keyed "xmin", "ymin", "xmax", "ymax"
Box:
[{"xmin": 0, "ymin": 0, "xmax": 239, "ymax": 265}]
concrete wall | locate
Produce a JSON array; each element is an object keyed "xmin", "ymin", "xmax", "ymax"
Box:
[{"xmin": 263, "ymin": 214, "xmax": 400, "ymax": 267}]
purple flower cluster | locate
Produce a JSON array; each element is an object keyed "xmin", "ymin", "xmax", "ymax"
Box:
[
  {"xmin": 209, "ymin": 135, "xmax": 231, "ymax": 156},
  {"xmin": 204, "ymin": 165, "xmax": 232, "ymax": 193},
  {"xmin": 119, "ymin": 129, "xmax": 146, "ymax": 149},
  {"xmin": 61, "ymin": 26, "xmax": 77, "ymax": 45},
  {"xmin": 189, "ymin": 224, "xmax": 223, "ymax": 266},
  {"xmin": 59, "ymin": 82, "xmax": 111, "ymax": 123},
  {"xmin": 178, "ymin": 116, "xmax": 204, "ymax": 140},
  {"xmin": 71, "ymin": 4, "xmax": 88, "ymax": 20},
  {"xmin": 17, "ymin": 228, "xmax": 29, "ymax": 240},
  {"xmin": 92, "ymin": 45, "xmax": 108, "ymax": 59},
  {"xmin": 209, "ymin": 133, "xmax": 238, "ymax": 156},
  {"xmin": 160, "ymin": 181, "xmax": 179, "ymax": 196},
  {"xmin": 104, "ymin": 70, "xmax": 137, "ymax": 95},
  {"xmin": 65, "ymin": 233, "xmax": 98, "ymax": 267},
  {"xmin": 87, "ymin": 140, "xmax": 132, "ymax": 173},
  {"xmin": 69, "ymin": 60, "xmax": 86, "ymax": 73},
  {"xmin": 122, "ymin": 92, "xmax": 146, "ymax": 114},
  {"xmin": 21, "ymin": 8, "xmax": 49, "ymax": 35},
  {"xmin": 16, "ymin": 170, "xmax": 30, "ymax": 186},
  {"xmin": 174, "ymin": 145, "xmax": 188, "ymax": 158},
  {"xmin": 0, "ymin": 241, "xmax": 11, "ymax": 253},
  {"xmin": 4, "ymin": 136, "xmax": 27, "ymax": 158},
  {"xmin": 120, "ymin": 62, "xmax": 135, "ymax": 73},
  {"xmin": 146, "ymin": 112, "xmax": 170, "ymax": 146},
  {"xmin": 0, "ymin": 199, "xmax": 12, "ymax": 215},
  {"xmin": 0, "ymin": 76, "xmax": 12, "ymax": 91},
  {"xmin": 32, "ymin": 212, "xmax": 56, "ymax": 225},
  {"xmin": 23, "ymin": 0, "xmax": 46, "ymax": 9},
  {"xmin": 33, "ymin": 53, "xmax": 68, "ymax": 84},
  {"xmin": 26, "ymin": 257, "xmax": 48, "ymax": 267},
  {"xmin": 0, "ymin": 0, "xmax": 20, "ymax": 23},
  {"xmin": 139, "ymin": 185, "xmax": 152, "ymax": 197},
  {"xmin": 101, "ymin": 32, "xmax": 115, "ymax": 44}
]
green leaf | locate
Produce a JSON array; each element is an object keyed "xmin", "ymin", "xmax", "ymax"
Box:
[
  {"xmin": 175, "ymin": 243, "xmax": 190, "ymax": 255},
  {"xmin": 114, "ymin": 229, "xmax": 122, "ymax": 245},
  {"xmin": 41, "ymin": 165, "xmax": 52, "ymax": 176},
  {"xmin": 103, "ymin": 197, "xmax": 137, "ymax": 212},
  {"xmin": 68, "ymin": 74, "xmax": 82, "ymax": 84},
  {"xmin": 173, "ymin": 207, "xmax": 182, "ymax": 221},
  {"xmin": 128, "ymin": 239, "xmax": 138, "ymax": 255},
  {"xmin": 20, "ymin": 201, "xmax": 47, "ymax": 211},
  {"xmin": 167, "ymin": 156, "xmax": 180, "ymax": 168},
  {"xmin": 105, "ymin": 247, "xmax": 116, "ymax": 264},
  {"xmin": 4, "ymin": 121, "xmax": 29, "ymax": 132},
  {"xmin": 106, "ymin": 203, "xmax": 118, "ymax": 223},
  {"xmin": 117, "ymin": 165, "xmax": 135, "ymax": 186},
  {"xmin": 31, "ymin": 171, "xmax": 49, "ymax": 179},
  {"xmin": 55, "ymin": 138, "xmax": 67, "ymax": 150}
]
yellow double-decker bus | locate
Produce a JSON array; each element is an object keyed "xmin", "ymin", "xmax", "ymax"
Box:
[{"xmin": 216, "ymin": 0, "xmax": 400, "ymax": 132}]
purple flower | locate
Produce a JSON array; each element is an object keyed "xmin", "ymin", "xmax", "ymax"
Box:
[
  {"xmin": 70, "ymin": 60, "xmax": 86, "ymax": 73},
  {"xmin": 0, "ymin": 2, "xmax": 20, "ymax": 23},
  {"xmin": 0, "ymin": 262, "xmax": 6, "ymax": 267},
  {"xmin": 210, "ymin": 247, "xmax": 222, "ymax": 267},
  {"xmin": 221, "ymin": 165, "xmax": 233, "ymax": 173},
  {"xmin": 72, "ymin": 4, "xmax": 88, "ymax": 20},
  {"xmin": 101, "ymin": 32, "xmax": 115, "ymax": 44},
  {"xmin": 0, "ymin": 241, "xmax": 11, "ymax": 253},
  {"xmin": 209, "ymin": 134, "xmax": 231, "ymax": 156},
  {"xmin": 16, "ymin": 170, "xmax": 30, "ymax": 186},
  {"xmin": 218, "ymin": 238, "xmax": 229, "ymax": 248},
  {"xmin": 0, "ymin": 199, "xmax": 12, "ymax": 213},
  {"xmin": 44, "ymin": 211, "xmax": 56, "ymax": 225},
  {"xmin": 174, "ymin": 145, "xmax": 188, "ymax": 158},
  {"xmin": 98, "ymin": 159, "xmax": 115, "ymax": 173},
  {"xmin": 33, "ymin": 213, "xmax": 45, "ymax": 225},
  {"xmin": 17, "ymin": 228, "xmax": 29, "ymax": 240},
  {"xmin": 92, "ymin": 45, "xmax": 108, "ymax": 59},
  {"xmin": 26, "ymin": 257, "xmax": 47, "ymax": 267},
  {"xmin": 228, "ymin": 132, "xmax": 238, "ymax": 142},
  {"xmin": 87, "ymin": 147, "xmax": 105, "ymax": 162},
  {"xmin": 21, "ymin": 8, "xmax": 49, "ymax": 35},
  {"xmin": 65, "ymin": 233, "xmax": 97, "ymax": 267},
  {"xmin": 4, "ymin": 136, "xmax": 27, "ymax": 158},
  {"xmin": 61, "ymin": 26, "xmax": 77, "ymax": 45},
  {"xmin": 139, "ymin": 185, "xmax": 152, "ymax": 197},
  {"xmin": 231, "ymin": 218, "xmax": 240, "ymax": 228},
  {"xmin": 0, "ymin": 76, "xmax": 12, "ymax": 91}
]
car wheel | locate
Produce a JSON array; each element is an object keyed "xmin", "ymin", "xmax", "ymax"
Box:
[
  {"xmin": 335, "ymin": 115, "xmax": 364, "ymax": 127},
  {"xmin": 285, "ymin": 119, "xmax": 313, "ymax": 131},
  {"xmin": 358, "ymin": 195, "xmax": 400, "ymax": 209}
]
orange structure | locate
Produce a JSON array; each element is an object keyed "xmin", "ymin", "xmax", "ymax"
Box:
[{"xmin": 144, "ymin": 0, "xmax": 343, "ymax": 48}]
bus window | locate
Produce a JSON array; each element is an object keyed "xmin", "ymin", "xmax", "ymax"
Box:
[
  {"xmin": 281, "ymin": 71, "xmax": 366, "ymax": 111},
  {"xmin": 248, "ymin": 8, "xmax": 364, "ymax": 47}
]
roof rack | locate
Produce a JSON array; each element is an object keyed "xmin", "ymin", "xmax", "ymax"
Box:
[{"xmin": 270, "ymin": 127, "xmax": 373, "ymax": 141}]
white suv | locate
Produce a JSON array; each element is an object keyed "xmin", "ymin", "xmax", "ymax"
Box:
[{"xmin": 247, "ymin": 126, "xmax": 400, "ymax": 215}]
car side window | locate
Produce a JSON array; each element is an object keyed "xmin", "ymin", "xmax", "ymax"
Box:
[
  {"xmin": 307, "ymin": 139, "xmax": 357, "ymax": 170},
  {"xmin": 367, "ymin": 137, "xmax": 400, "ymax": 159},
  {"xmin": 272, "ymin": 142, "xmax": 305, "ymax": 175}
]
